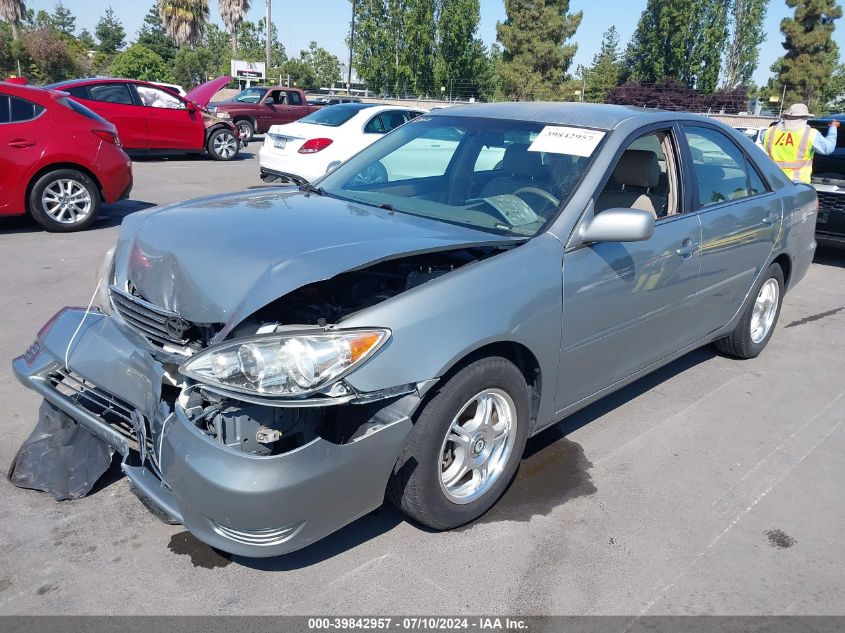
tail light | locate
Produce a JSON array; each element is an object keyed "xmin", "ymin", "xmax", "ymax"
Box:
[
  {"xmin": 299, "ymin": 138, "xmax": 333, "ymax": 154},
  {"xmin": 92, "ymin": 129, "xmax": 121, "ymax": 148}
]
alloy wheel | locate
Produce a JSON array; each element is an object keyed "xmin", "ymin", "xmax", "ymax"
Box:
[
  {"xmin": 750, "ymin": 278, "xmax": 779, "ymax": 344},
  {"xmin": 438, "ymin": 388, "xmax": 517, "ymax": 504},
  {"xmin": 213, "ymin": 132, "xmax": 238, "ymax": 159},
  {"xmin": 40, "ymin": 179, "xmax": 93, "ymax": 225}
]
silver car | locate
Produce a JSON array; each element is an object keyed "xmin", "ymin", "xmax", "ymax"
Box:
[{"xmin": 12, "ymin": 103, "xmax": 818, "ymax": 557}]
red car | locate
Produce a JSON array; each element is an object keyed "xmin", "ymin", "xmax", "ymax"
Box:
[
  {"xmin": 0, "ymin": 81, "xmax": 133, "ymax": 232},
  {"xmin": 45, "ymin": 76, "xmax": 242, "ymax": 161}
]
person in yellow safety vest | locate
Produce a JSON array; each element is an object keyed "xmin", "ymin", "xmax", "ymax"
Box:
[{"xmin": 764, "ymin": 103, "xmax": 840, "ymax": 183}]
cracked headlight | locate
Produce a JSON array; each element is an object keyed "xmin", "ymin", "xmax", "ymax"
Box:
[{"xmin": 181, "ymin": 329, "xmax": 390, "ymax": 396}]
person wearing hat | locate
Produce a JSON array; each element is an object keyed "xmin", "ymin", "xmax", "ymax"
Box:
[{"xmin": 763, "ymin": 103, "xmax": 839, "ymax": 183}]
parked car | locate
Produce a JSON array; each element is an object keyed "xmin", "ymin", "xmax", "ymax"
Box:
[
  {"xmin": 12, "ymin": 103, "xmax": 817, "ymax": 557},
  {"xmin": 733, "ymin": 125, "xmax": 768, "ymax": 146},
  {"xmin": 308, "ymin": 96, "xmax": 362, "ymax": 106},
  {"xmin": 259, "ymin": 104, "xmax": 423, "ymax": 184},
  {"xmin": 44, "ymin": 76, "xmax": 242, "ymax": 161},
  {"xmin": 0, "ymin": 81, "xmax": 132, "ymax": 231},
  {"xmin": 809, "ymin": 115, "xmax": 845, "ymax": 248},
  {"xmin": 209, "ymin": 86, "xmax": 323, "ymax": 142}
]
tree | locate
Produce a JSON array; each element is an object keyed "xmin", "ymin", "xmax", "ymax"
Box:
[
  {"xmin": 496, "ymin": 0, "xmax": 583, "ymax": 100},
  {"xmin": 583, "ymin": 26, "xmax": 622, "ymax": 102},
  {"xmin": 776, "ymin": 0, "xmax": 843, "ymax": 111},
  {"xmin": 435, "ymin": 0, "xmax": 481, "ymax": 99},
  {"xmin": 18, "ymin": 27, "xmax": 78, "ymax": 82},
  {"xmin": 159, "ymin": 0, "xmax": 208, "ymax": 48},
  {"xmin": 172, "ymin": 44, "xmax": 212, "ymax": 87},
  {"xmin": 0, "ymin": 0, "xmax": 26, "ymax": 39},
  {"xmin": 282, "ymin": 57, "xmax": 317, "ymax": 89},
  {"xmin": 351, "ymin": 0, "xmax": 391, "ymax": 94},
  {"xmin": 625, "ymin": 0, "xmax": 729, "ymax": 92},
  {"xmin": 51, "ymin": 1, "xmax": 75, "ymax": 35},
  {"xmin": 77, "ymin": 28, "xmax": 95, "ymax": 50},
  {"xmin": 137, "ymin": 5, "xmax": 177, "ymax": 62},
  {"xmin": 218, "ymin": 0, "xmax": 249, "ymax": 52},
  {"xmin": 723, "ymin": 0, "xmax": 769, "ymax": 88},
  {"xmin": 95, "ymin": 6, "xmax": 125, "ymax": 54},
  {"xmin": 110, "ymin": 44, "xmax": 171, "ymax": 81},
  {"xmin": 301, "ymin": 41, "xmax": 341, "ymax": 88}
]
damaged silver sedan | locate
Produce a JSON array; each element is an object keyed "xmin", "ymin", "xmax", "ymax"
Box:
[{"xmin": 12, "ymin": 103, "xmax": 818, "ymax": 557}]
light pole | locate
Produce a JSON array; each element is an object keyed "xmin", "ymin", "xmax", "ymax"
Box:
[
  {"xmin": 266, "ymin": 0, "xmax": 272, "ymax": 78},
  {"xmin": 348, "ymin": 0, "xmax": 357, "ymax": 95}
]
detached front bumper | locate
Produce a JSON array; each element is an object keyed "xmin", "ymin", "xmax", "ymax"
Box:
[{"xmin": 12, "ymin": 308, "xmax": 413, "ymax": 557}]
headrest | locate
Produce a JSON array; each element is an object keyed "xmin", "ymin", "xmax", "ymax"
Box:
[
  {"xmin": 502, "ymin": 143, "xmax": 543, "ymax": 178},
  {"xmin": 612, "ymin": 149, "xmax": 660, "ymax": 189}
]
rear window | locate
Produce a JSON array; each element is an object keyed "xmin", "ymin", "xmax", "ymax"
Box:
[
  {"xmin": 56, "ymin": 96, "xmax": 107, "ymax": 123},
  {"xmin": 5, "ymin": 96, "xmax": 45, "ymax": 123},
  {"xmin": 300, "ymin": 104, "xmax": 373, "ymax": 127}
]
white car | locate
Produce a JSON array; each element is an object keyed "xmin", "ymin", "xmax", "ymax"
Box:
[{"xmin": 259, "ymin": 104, "xmax": 424, "ymax": 184}]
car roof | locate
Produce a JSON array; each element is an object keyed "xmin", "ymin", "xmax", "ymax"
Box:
[{"xmin": 429, "ymin": 102, "xmax": 687, "ymax": 131}]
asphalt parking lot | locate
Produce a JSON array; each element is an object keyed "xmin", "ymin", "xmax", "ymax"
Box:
[{"xmin": 0, "ymin": 147, "xmax": 843, "ymax": 616}]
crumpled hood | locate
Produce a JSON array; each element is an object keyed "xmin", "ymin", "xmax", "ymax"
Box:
[{"xmin": 113, "ymin": 188, "xmax": 511, "ymax": 330}]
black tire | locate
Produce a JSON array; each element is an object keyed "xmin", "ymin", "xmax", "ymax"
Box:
[
  {"xmin": 235, "ymin": 119, "xmax": 254, "ymax": 143},
  {"xmin": 714, "ymin": 263, "xmax": 785, "ymax": 359},
  {"xmin": 28, "ymin": 169, "xmax": 101, "ymax": 233},
  {"xmin": 206, "ymin": 127, "xmax": 239, "ymax": 161},
  {"xmin": 387, "ymin": 356, "xmax": 531, "ymax": 530}
]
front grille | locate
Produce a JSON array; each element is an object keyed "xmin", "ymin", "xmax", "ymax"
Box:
[
  {"xmin": 49, "ymin": 368, "xmax": 150, "ymax": 453},
  {"xmin": 816, "ymin": 192, "xmax": 845, "ymax": 215},
  {"xmin": 109, "ymin": 285, "xmax": 192, "ymax": 349}
]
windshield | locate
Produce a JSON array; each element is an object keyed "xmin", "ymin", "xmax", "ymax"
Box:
[
  {"xmin": 230, "ymin": 87, "xmax": 267, "ymax": 103},
  {"xmin": 318, "ymin": 115, "xmax": 598, "ymax": 237},
  {"xmin": 301, "ymin": 104, "xmax": 374, "ymax": 127}
]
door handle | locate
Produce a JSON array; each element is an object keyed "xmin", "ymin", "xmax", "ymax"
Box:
[
  {"xmin": 762, "ymin": 212, "xmax": 779, "ymax": 226},
  {"xmin": 676, "ymin": 238, "xmax": 700, "ymax": 258},
  {"xmin": 8, "ymin": 139, "xmax": 36, "ymax": 148}
]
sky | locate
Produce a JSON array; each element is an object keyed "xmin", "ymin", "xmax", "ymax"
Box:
[{"xmin": 24, "ymin": 0, "xmax": 845, "ymax": 86}]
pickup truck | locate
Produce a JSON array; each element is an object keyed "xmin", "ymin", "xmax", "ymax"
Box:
[
  {"xmin": 809, "ymin": 115, "xmax": 845, "ymax": 248},
  {"xmin": 209, "ymin": 86, "xmax": 323, "ymax": 142}
]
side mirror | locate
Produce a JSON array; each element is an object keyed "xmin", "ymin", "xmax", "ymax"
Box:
[{"xmin": 580, "ymin": 208, "xmax": 655, "ymax": 243}]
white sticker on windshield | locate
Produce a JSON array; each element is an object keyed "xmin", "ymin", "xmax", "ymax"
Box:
[{"xmin": 528, "ymin": 126, "xmax": 605, "ymax": 157}]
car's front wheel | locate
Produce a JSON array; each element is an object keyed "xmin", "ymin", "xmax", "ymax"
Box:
[
  {"xmin": 207, "ymin": 128, "xmax": 239, "ymax": 161},
  {"xmin": 28, "ymin": 169, "xmax": 101, "ymax": 232},
  {"xmin": 714, "ymin": 262, "xmax": 785, "ymax": 359},
  {"xmin": 388, "ymin": 356, "xmax": 530, "ymax": 529},
  {"xmin": 235, "ymin": 119, "xmax": 254, "ymax": 143}
]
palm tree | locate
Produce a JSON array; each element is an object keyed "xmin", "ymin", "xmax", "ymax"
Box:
[
  {"xmin": 219, "ymin": 0, "xmax": 250, "ymax": 52},
  {"xmin": 0, "ymin": 0, "xmax": 26, "ymax": 39},
  {"xmin": 158, "ymin": 0, "xmax": 209, "ymax": 48}
]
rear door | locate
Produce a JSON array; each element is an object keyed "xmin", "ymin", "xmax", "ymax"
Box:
[
  {"xmin": 680, "ymin": 124, "xmax": 780, "ymax": 339},
  {"xmin": 73, "ymin": 82, "xmax": 149, "ymax": 149},
  {"xmin": 132, "ymin": 84, "xmax": 203, "ymax": 151},
  {"xmin": 0, "ymin": 94, "xmax": 50, "ymax": 214}
]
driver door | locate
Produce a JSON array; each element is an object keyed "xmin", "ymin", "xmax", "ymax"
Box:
[{"xmin": 555, "ymin": 126, "xmax": 703, "ymax": 411}]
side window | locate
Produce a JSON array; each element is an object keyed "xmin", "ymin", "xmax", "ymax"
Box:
[
  {"xmin": 66, "ymin": 85, "xmax": 90, "ymax": 100},
  {"xmin": 266, "ymin": 90, "xmax": 285, "ymax": 105},
  {"xmin": 88, "ymin": 83, "xmax": 134, "ymax": 105},
  {"xmin": 596, "ymin": 129, "xmax": 678, "ymax": 218},
  {"xmin": 287, "ymin": 91, "xmax": 302, "ymax": 105},
  {"xmin": 684, "ymin": 126, "xmax": 761, "ymax": 207},
  {"xmin": 0, "ymin": 95, "xmax": 9, "ymax": 123},
  {"xmin": 382, "ymin": 110, "xmax": 409, "ymax": 133},
  {"xmin": 364, "ymin": 114, "xmax": 385, "ymax": 134},
  {"xmin": 135, "ymin": 85, "xmax": 185, "ymax": 109},
  {"xmin": 9, "ymin": 97, "xmax": 45, "ymax": 122}
]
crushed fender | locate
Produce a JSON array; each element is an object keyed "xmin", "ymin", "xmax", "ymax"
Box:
[{"xmin": 7, "ymin": 400, "xmax": 114, "ymax": 501}]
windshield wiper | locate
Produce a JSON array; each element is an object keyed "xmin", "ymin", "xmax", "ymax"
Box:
[
  {"xmin": 299, "ymin": 184, "xmax": 326, "ymax": 196},
  {"xmin": 379, "ymin": 203, "xmax": 397, "ymax": 213}
]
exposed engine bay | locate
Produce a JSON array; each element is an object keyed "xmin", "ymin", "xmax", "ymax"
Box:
[{"xmin": 235, "ymin": 245, "xmax": 508, "ymax": 333}]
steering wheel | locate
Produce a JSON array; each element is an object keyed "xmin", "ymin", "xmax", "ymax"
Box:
[{"xmin": 513, "ymin": 187, "xmax": 560, "ymax": 207}]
